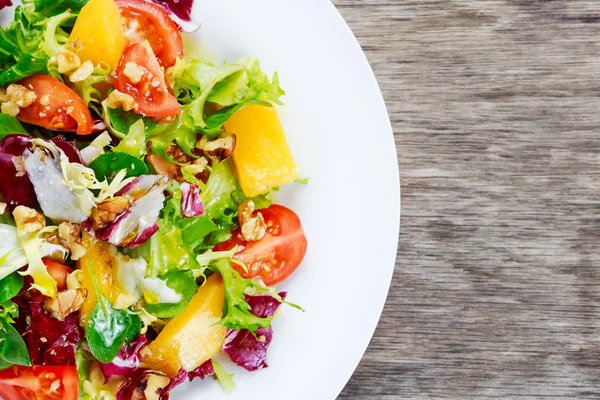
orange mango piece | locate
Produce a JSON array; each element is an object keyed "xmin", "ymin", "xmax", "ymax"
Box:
[
  {"xmin": 140, "ymin": 274, "xmax": 226, "ymax": 377},
  {"xmin": 225, "ymin": 104, "xmax": 299, "ymax": 197},
  {"xmin": 78, "ymin": 232, "xmax": 124, "ymax": 325},
  {"xmin": 69, "ymin": 0, "xmax": 127, "ymax": 70}
]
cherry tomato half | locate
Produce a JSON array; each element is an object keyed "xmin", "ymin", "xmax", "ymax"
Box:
[
  {"xmin": 17, "ymin": 75, "xmax": 93, "ymax": 135},
  {"xmin": 0, "ymin": 365, "xmax": 78, "ymax": 400},
  {"xmin": 214, "ymin": 205, "xmax": 308, "ymax": 286},
  {"xmin": 117, "ymin": 0, "xmax": 184, "ymax": 68},
  {"xmin": 115, "ymin": 41, "xmax": 181, "ymax": 118}
]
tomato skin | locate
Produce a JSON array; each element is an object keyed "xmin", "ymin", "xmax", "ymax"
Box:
[
  {"xmin": 0, "ymin": 366, "xmax": 78, "ymax": 400},
  {"xmin": 214, "ymin": 205, "xmax": 307, "ymax": 286},
  {"xmin": 42, "ymin": 259, "xmax": 72, "ymax": 292},
  {"xmin": 115, "ymin": 41, "xmax": 180, "ymax": 118},
  {"xmin": 117, "ymin": 0, "xmax": 183, "ymax": 68},
  {"xmin": 17, "ymin": 75, "xmax": 93, "ymax": 135}
]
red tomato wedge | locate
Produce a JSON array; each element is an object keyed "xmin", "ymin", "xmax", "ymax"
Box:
[
  {"xmin": 17, "ymin": 75, "xmax": 93, "ymax": 135},
  {"xmin": 42, "ymin": 259, "xmax": 72, "ymax": 292},
  {"xmin": 0, "ymin": 366, "xmax": 78, "ymax": 400},
  {"xmin": 117, "ymin": 0, "xmax": 184, "ymax": 68},
  {"xmin": 115, "ymin": 41, "xmax": 181, "ymax": 118},
  {"xmin": 214, "ymin": 205, "xmax": 308, "ymax": 286}
]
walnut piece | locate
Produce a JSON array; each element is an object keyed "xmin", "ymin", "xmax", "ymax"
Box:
[
  {"xmin": 106, "ymin": 90, "xmax": 136, "ymax": 112},
  {"xmin": 58, "ymin": 222, "xmax": 87, "ymax": 260},
  {"xmin": 11, "ymin": 156, "xmax": 26, "ymax": 177},
  {"xmin": 182, "ymin": 156, "xmax": 208, "ymax": 175},
  {"xmin": 1, "ymin": 101, "xmax": 20, "ymax": 117},
  {"xmin": 7, "ymin": 84, "xmax": 37, "ymax": 108},
  {"xmin": 238, "ymin": 200, "xmax": 266, "ymax": 242},
  {"xmin": 145, "ymin": 151, "xmax": 182, "ymax": 181},
  {"xmin": 130, "ymin": 372, "xmax": 170, "ymax": 400},
  {"xmin": 123, "ymin": 62, "xmax": 145, "ymax": 84},
  {"xmin": 43, "ymin": 289, "xmax": 84, "ymax": 321},
  {"xmin": 55, "ymin": 50, "xmax": 82, "ymax": 74},
  {"xmin": 91, "ymin": 196, "xmax": 132, "ymax": 230},
  {"xmin": 165, "ymin": 143, "xmax": 193, "ymax": 163},
  {"xmin": 13, "ymin": 206, "xmax": 45, "ymax": 237},
  {"xmin": 69, "ymin": 60, "xmax": 95, "ymax": 83},
  {"xmin": 196, "ymin": 134, "xmax": 237, "ymax": 163}
]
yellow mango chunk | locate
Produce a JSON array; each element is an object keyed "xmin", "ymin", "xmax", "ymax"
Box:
[
  {"xmin": 225, "ymin": 104, "xmax": 299, "ymax": 197},
  {"xmin": 78, "ymin": 232, "xmax": 124, "ymax": 325},
  {"xmin": 69, "ymin": 0, "xmax": 127, "ymax": 70},
  {"xmin": 140, "ymin": 274, "xmax": 226, "ymax": 377}
]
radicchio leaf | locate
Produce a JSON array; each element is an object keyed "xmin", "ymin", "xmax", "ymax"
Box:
[
  {"xmin": 99, "ymin": 335, "xmax": 148, "ymax": 379},
  {"xmin": 26, "ymin": 302, "xmax": 84, "ymax": 366},
  {"xmin": 0, "ymin": 0, "xmax": 11, "ymax": 11},
  {"xmin": 180, "ymin": 182, "xmax": 204, "ymax": 218},
  {"xmin": 222, "ymin": 293, "xmax": 286, "ymax": 372},
  {"xmin": 151, "ymin": 0, "xmax": 200, "ymax": 32},
  {"xmin": 0, "ymin": 135, "xmax": 83, "ymax": 210},
  {"xmin": 158, "ymin": 361, "xmax": 215, "ymax": 400},
  {"xmin": 93, "ymin": 175, "xmax": 168, "ymax": 248}
]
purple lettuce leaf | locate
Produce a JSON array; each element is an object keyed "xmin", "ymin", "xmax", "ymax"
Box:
[
  {"xmin": 0, "ymin": 0, "xmax": 11, "ymax": 11},
  {"xmin": 158, "ymin": 361, "xmax": 215, "ymax": 400},
  {"xmin": 26, "ymin": 302, "xmax": 84, "ymax": 366},
  {"xmin": 180, "ymin": 182, "xmax": 204, "ymax": 218},
  {"xmin": 151, "ymin": 0, "xmax": 200, "ymax": 33},
  {"xmin": 99, "ymin": 335, "xmax": 148, "ymax": 380},
  {"xmin": 95, "ymin": 175, "xmax": 168, "ymax": 248},
  {"xmin": 222, "ymin": 293, "xmax": 286, "ymax": 372},
  {"xmin": 0, "ymin": 134, "xmax": 83, "ymax": 210}
]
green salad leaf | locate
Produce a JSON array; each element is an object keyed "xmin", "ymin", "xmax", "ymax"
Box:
[
  {"xmin": 84, "ymin": 260, "xmax": 137, "ymax": 364},
  {"xmin": 211, "ymin": 360, "xmax": 236, "ymax": 393},
  {"xmin": 31, "ymin": 0, "xmax": 88, "ymax": 17},
  {"xmin": 103, "ymin": 101, "xmax": 158, "ymax": 139},
  {"xmin": 0, "ymin": 273, "xmax": 23, "ymax": 304},
  {"xmin": 113, "ymin": 119, "xmax": 147, "ymax": 158},
  {"xmin": 0, "ymin": 115, "xmax": 27, "ymax": 140},
  {"xmin": 145, "ymin": 270, "xmax": 197, "ymax": 318},
  {"xmin": 0, "ymin": 317, "xmax": 31, "ymax": 369},
  {"xmin": 169, "ymin": 57, "xmax": 284, "ymax": 135},
  {"xmin": 0, "ymin": 7, "xmax": 77, "ymax": 85},
  {"xmin": 89, "ymin": 152, "xmax": 149, "ymax": 182},
  {"xmin": 72, "ymin": 62, "xmax": 110, "ymax": 114},
  {"xmin": 210, "ymin": 259, "xmax": 273, "ymax": 333}
]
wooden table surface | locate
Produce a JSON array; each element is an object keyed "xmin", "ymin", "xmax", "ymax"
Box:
[{"xmin": 335, "ymin": 1, "xmax": 600, "ymax": 398}]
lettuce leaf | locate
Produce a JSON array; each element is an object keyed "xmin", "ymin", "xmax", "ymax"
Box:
[
  {"xmin": 0, "ymin": 7, "xmax": 76, "ymax": 84},
  {"xmin": 72, "ymin": 62, "xmax": 111, "ymax": 115},
  {"xmin": 31, "ymin": 0, "xmax": 88, "ymax": 17},
  {"xmin": 170, "ymin": 57, "xmax": 284, "ymax": 136},
  {"xmin": 0, "ymin": 115, "xmax": 27, "ymax": 141},
  {"xmin": 209, "ymin": 259, "xmax": 274, "ymax": 333}
]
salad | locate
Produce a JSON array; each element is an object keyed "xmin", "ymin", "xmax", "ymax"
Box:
[{"xmin": 0, "ymin": 0, "xmax": 308, "ymax": 399}]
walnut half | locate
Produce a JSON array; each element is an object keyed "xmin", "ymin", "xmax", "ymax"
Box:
[
  {"xmin": 196, "ymin": 134, "xmax": 237, "ymax": 163},
  {"xmin": 91, "ymin": 196, "xmax": 132, "ymax": 230},
  {"xmin": 13, "ymin": 206, "xmax": 45, "ymax": 237},
  {"xmin": 238, "ymin": 200, "xmax": 266, "ymax": 242},
  {"xmin": 58, "ymin": 222, "xmax": 87, "ymax": 260},
  {"xmin": 44, "ymin": 289, "xmax": 84, "ymax": 321}
]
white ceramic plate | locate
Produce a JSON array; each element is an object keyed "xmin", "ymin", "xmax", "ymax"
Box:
[{"xmin": 2, "ymin": 1, "xmax": 400, "ymax": 399}]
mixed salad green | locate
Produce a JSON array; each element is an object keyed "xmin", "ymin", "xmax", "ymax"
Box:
[{"xmin": 0, "ymin": 0, "xmax": 307, "ymax": 399}]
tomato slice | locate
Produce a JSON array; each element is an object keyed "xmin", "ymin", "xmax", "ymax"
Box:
[
  {"xmin": 17, "ymin": 75, "xmax": 93, "ymax": 135},
  {"xmin": 117, "ymin": 0, "xmax": 183, "ymax": 68},
  {"xmin": 42, "ymin": 259, "xmax": 72, "ymax": 292},
  {"xmin": 115, "ymin": 41, "xmax": 181, "ymax": 118},
  {"xmin": 214, "ymin": 205, "xmax": 308, "ymax": 286},
  {"xmin": 0, "ymin": 366, "xmax": 78, "ymax": 400}
]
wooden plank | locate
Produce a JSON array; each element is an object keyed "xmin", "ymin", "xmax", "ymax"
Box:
[{"xmin": 335, "ymin": 0, "xmax": 600, "ymax": 398}]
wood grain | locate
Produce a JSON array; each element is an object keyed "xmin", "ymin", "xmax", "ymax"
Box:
[{"xmin": 335, "ymin": 1, "xmax": 600, "ymax": 398}]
